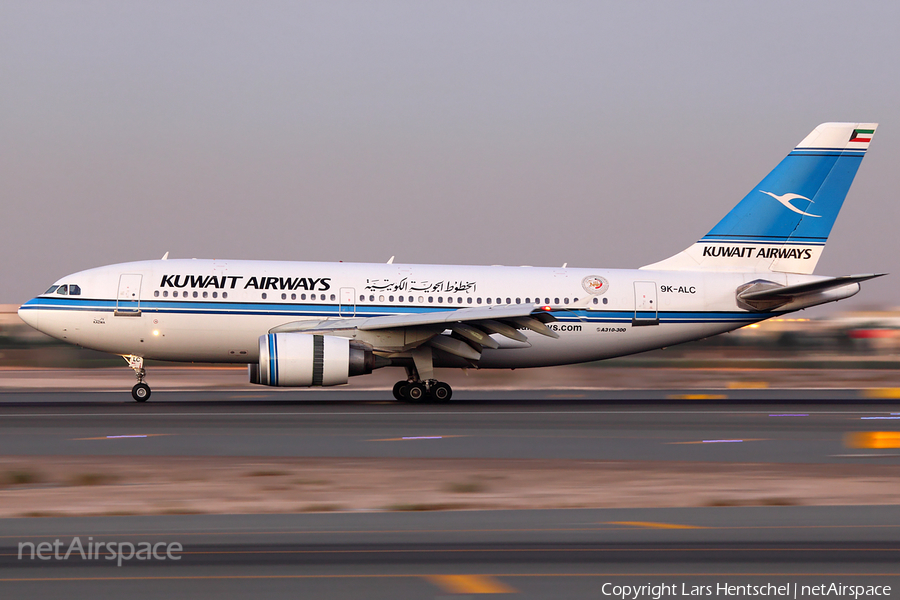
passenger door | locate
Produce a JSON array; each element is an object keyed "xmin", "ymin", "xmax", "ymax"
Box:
[
  {"xmin": 633, "ymin": 281, "xmax": 658, "ymax": 326},
  {"xmin": 116, "ymin": 274, "xmax": 143, "ymax": 316}
]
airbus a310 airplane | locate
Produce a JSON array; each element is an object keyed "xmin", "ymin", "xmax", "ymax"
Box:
[{"xmin": 19, "ymin": 122, "xmax": 884, "ymax": 402}]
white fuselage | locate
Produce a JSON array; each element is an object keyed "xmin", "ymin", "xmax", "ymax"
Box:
[{"xmin": 18, "ymin": 258, "xmax": 831, "ymax": 370}]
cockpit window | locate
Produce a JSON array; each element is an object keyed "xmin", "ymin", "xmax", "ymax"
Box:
[
  {"xmin": 56, "ymin": 285, "xmax": 68, "ymax": 295},
  {"xmin": 69, "ymin": 284, "xmax": 81, "ymax": 296},
  {"xmin": 44, "ymin": 285, "xmax": 59, "ymax": 295}
]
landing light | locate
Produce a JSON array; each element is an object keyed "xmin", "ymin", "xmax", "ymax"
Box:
[
  {"xmin": 152, "ymin": 330, "xmax": 160, "ymax": 336},
  {"xmin": 542, "ymin": 306, "xmax": 552, "ymax": 311}
]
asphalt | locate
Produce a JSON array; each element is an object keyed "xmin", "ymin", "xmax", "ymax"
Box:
[
  {"xmin": 0, "ymin": 390, "xmax": 897, "ymax": 464},
  {"xmin": 1, "ymin": 508, "xmax": 898, "ymax": 599},
  {"xmin": 1, "ymin": 390, "xmax": 898, "ymax": 597}
]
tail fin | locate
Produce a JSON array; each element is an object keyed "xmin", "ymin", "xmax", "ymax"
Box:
[{"xmin": 642, "ymin": 122, "xmax": 877, "ymax": 274}]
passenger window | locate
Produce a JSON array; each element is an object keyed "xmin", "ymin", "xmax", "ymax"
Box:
[
  {"xmin": 193, "ymin": 291, "xmax": 198, "ymax": 298},
  {"xmin": 593, "ymin": 297, "xmax": 598, "ymax": 304},
  {"xmin": 525, "ymin": 297, "xmax": 530, "ymax": 304},
  {"xmin": 506, "ymin": 298, "xmax": 511, "ymax": 304},
  {"xmin": 554, "ymin": 298, "xmax": 559, "ymax": 304},
  {"xmin": 281, "ymin": 293, "xmax": 286, "ymax": 300},
  {"xmin": 467, "ymin": 297, "xmax": 472, "ymax": 304},
  {"xmin": 516, "ymin": 298, "xmax": 521, "ymax": 304},
  {"xmin": 603, "ymin": 297, "xmax": 608, "ymax": 305},
  {"xmin": 477, "ymin": 298, "xmax": 482, "ymax": 304},
  {"xmin": 544, "ymin": 298, "xmax": 550, "ymax": 305},
  {"xmin": 222, "ymin": 292, "xmax": 228, "ymax": 299},
  {"xmin": 163, "ymin": 291, "xmax": 169, "ymax": 298},
  {"xmin": 418, "ymin": 296, "xmax": 424, "ymax": 303},
  {"xmin": 56, "ymin": 285, "xmax": 68, "ymax": 295},
  {"xmin": 369, "ymin": 295, "xmax": 375, "ymax": 302},
  {"xmin": 437, "ymin": 297, "xmax": 443, "ymax": 303},
  {"xmin": 69, "ymin": 285, "xmax": 81, "ymax": 295},
  {"xmin": 564, "ymin": 297, "xmax": 569, "ymax": 305},
  {"xmin": 212, "ymin": 292, "xmax": 217, "ymax": 298},
  {"xmin": 486, "ymin": 298, "xmax": 491, "ymax": 304},
  {"xmin": 173, "ymin": 291, "xmax": 178, "ymax": 298},
  {"xmin": 330, "ymin": 294, "xmax": 336, "ymax": 301},
  {"xmin": 428, "ymin": 296, "xmax": 433, "ymax": 303},
  {"xmin": 154, "ymin": 291, "xmax": 160, "ymax": 298},
  {"xmin": 261, "ymin": 293, "xmax": 267, "ymax": 300},
  {"xmin": 359, "ymin": 295, "xmax": 364, "ymax": 302},
  {"xmin": 399, "ymin": 296, "xmax": 404, "ymax": 302},
  {"xmin": 379, "ymin": 295, "xmax": 385, "ymax": 302},
  {"xmin": 44, "ymin": 285, "xmax": 59, "ymax": 295},
  {"xmin": 496, "ymin": 298, "xmax": 501, "ymax": 304},
  {"xmin": 203, "ymin": 291, "xmax": 208, "ymax": 298},
  {"xmin": 389, "ymin": 295, "xmax": 394, "ymax": 302},
  {"xmin": 291, "ymin": 293, "xmax": 296, "ymax": 300},
  {"xmin": 301, "ymin": 294, "xmax": 306, "ymax": 300}
]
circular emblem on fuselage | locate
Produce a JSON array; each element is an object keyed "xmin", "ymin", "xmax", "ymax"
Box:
[{"xmin": 582, "ymin": 275, "xmax": 609, "ymax": 295}]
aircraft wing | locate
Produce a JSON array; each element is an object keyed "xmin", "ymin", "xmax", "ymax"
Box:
[
  {"xmin": 739, "ymin": 274, "xmax": 886, "ymax": 302},
  {"xmin": 268, "ymin": 304, "xmax": 559, "ymax": 360}
]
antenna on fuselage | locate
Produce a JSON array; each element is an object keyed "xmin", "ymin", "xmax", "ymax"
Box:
[
  {"xmin": 387, "ymin": 256, "xmax": 395, "ymax": 264},
  {"xmin": 161, "ymin": 252, "xmax": 169, "ymax": 260}
]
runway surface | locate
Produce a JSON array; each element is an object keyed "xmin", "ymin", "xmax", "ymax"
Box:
[
  {"xmin": 0, "ymin": 390, "xmax": 898, "ymax": 464},
  {"xmin": 2, "ymin": 508, "xmax": 898, "ymax": 599},
  {"xmin": 1, "ymin": 390, "xmax": 898, "ymax": 597}
]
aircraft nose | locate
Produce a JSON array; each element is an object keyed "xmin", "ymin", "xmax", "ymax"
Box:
[{"xmin": 18, "ymin": 302, "xmax": 40, "ymax": 331}]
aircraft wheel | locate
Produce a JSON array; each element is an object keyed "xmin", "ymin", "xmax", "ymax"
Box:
[
  {"xmin": 392, "ymin": 381, "xmax": 409, "ymax": 401},
  {"xmin": 132, "ymin": 383, "xmax": 151, "ymax": 403},
  {"xmin": 431, "ymin": 382, "xmax": 452, "ymax": 402},
  {"xmin": 406, "ymin": 383, "xmax": 426, "ymax": 402}
]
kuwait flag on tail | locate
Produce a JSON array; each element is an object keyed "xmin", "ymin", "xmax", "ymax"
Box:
[{"xmin": 850, "ymin": 128, "xmax": 875, "ymax": 143}]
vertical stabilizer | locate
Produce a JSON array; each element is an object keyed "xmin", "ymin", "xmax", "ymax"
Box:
[{"xmin": 642, "ymin": 122, "xmax": 876, "ymax": 274}]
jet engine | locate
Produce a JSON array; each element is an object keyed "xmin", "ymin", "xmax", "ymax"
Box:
[{"xmin": 249, "ymin": 333, "xmax": 381, "ymax": 387}]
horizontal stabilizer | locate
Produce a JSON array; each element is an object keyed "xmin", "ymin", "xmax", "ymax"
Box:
[{"xmin": 739, "ymin": 273, "xmax": 886, "ymax": 302}]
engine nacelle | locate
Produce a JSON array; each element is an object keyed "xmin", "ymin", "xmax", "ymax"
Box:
[{"xmin": 249, "ymin": 333, "xmax": 376, "ymax": 387}]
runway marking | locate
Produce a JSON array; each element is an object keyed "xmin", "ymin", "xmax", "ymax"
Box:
[
  {"xmin": 861, "ymin": 416, "xmax": 900, "ymax": 420},
  {"xmin": 845, "ymin": 431, "xmax": 900, "ymax": 449},
  {"xmin": 830, "ymin": 454, "xmax": 900, "ymax": 458},
  {"xmin": 864, "ymin": 388, "xmax": 900, "ymax": 399},
  {"xmin": 606, "ymin": 521, "xmax": 704, "ymax": 530},
  {"xmin": 1, "ymin": 410, "xmax": 893, "ymax": 418},
  {"xmin": 546, "ymin": 393, "xmax": 586, "ymax": 398},
  {"xmin": 71, "ymin": 434, "xmax": 172, "ymax": 441},
  {"xmin": 666, "ymin": 394, "xmax": 728, "ymax": 400},
  {"xmin": 668, "ymin": 438, "xmax": 767, "ymax": 445},
  {"xmin": 368, "ymin": 435, "xmax": 468, "ymax": 442},
  {"xmin": 427, "ymin": 575, "xmax": 516, "ymax": 594},
  {"xmin": 3, "ymin": 523, "xmax": 900, "ymax": 541},
  {"xmin": 769, "ymin": 414, "xmax": 808, "ymax": 417}
]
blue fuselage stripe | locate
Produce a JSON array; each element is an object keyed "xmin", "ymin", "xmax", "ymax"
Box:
[{"xmin": 19, "ymin": 297, "xmax": 777, "ymax": 324}]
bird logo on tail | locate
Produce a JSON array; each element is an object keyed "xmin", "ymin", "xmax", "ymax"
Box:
[{"xmin": 759, "ymin": 191, "xmax": 821, "ymax": 218}]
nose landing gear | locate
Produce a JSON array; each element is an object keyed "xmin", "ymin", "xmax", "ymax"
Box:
[{"xmin": 124, "ymin": 355, "xmax": 151, "ymax": 402}]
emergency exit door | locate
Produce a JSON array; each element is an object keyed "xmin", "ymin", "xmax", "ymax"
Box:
[
  {"xmin": 633, "ymin": 281, "xmax": 658, "ymax": 326},
  {"xmin": 339, "ymin": 287, "xmax": 356, "ymax": 317}
]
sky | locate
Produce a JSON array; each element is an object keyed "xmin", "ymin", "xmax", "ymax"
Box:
[{"xmin": 2, "ymin": 1, "xmax": 899, "ymax": 312}]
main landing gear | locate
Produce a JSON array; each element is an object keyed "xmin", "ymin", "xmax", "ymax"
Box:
[
  {"xmin": 124, "ymin": 355, "xmax": 151, "ymax": 402},
  {"xmin": 392, "ymin": 379, "xmax": 453, "ymax": 403}
]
